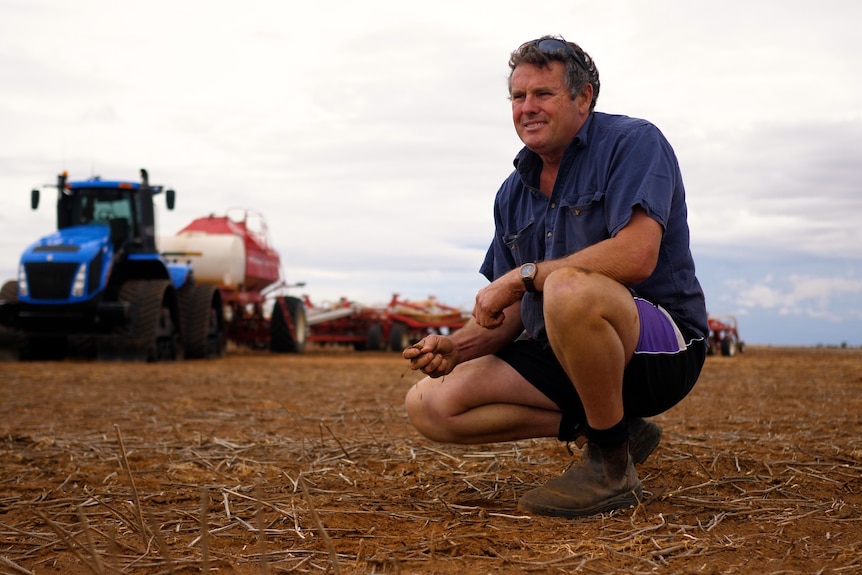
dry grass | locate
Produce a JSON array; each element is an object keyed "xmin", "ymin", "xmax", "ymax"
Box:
[{"xmin": 0, "ymin": 346, "xmax": 860, "ymax": 574}]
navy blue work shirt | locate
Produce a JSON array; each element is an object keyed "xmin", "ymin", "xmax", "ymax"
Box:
[{"xmin": 479, "ymin": 111, "xmax": 708, "ymax": 343}]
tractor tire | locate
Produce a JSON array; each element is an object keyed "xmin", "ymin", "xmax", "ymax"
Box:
[
  {"xmin": 720, "ymin": 337, "xmax": 737, "ymax": 357},
  {"xmin": 364, "ymin": 323, "xmax": 386, "ymax": 351},
  {"xmin": 388, "ymin": 322, "xmax": 410, "ymax": 352},
  {"xmin": 0, "ymin": 327, "xmax": 15, "ymax": 361},
  {"xmin": 270, "ymin": 296, "xmax": 307, "ymax": 353},
  {"xmin": 0, "ymin": 333, "xmax": 14, "ymax": 361},
  {"xmin": 99, "ymin": 280, "xmax": 182, "ymax": 362},
  {"xmin": 706, "ymin": 336, "xmax": 720, "ymax": 356},
  {"xmin": 0, "ymin": 280, "xmax": 17, "ymax": 301},
  {"xmin": 180, "ymin": 284, "xmax": 225, "ymax": 359},
  {"xmin": 0, "ymin": 281, "xmax": 19, "ymax": 361}
]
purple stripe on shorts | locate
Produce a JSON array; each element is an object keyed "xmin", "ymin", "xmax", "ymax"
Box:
[{"xmin": 634, "ymin": 298, "xmax": 686, "ymax": 354}]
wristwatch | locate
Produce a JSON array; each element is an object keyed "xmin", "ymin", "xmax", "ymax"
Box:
[{"xmin": 519, "ymin": 262, "xmax": 538, "ymax": 293}]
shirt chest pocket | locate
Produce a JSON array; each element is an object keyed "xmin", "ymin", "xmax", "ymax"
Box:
[
  {"xmin": 502, "ymin": 220, "xmax": 541, "ymax": 266},
  {"xmin": 562, "ymin": 190, "xmax": 609, "ymax": 247}
]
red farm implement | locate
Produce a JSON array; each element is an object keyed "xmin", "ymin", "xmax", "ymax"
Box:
[
  {"xmin": 159, "ymin": 210, "xmax": 309, "ymax": 352},
  {"xmin": 305, "ymin": 294, "xmax": 468, "ymax": 352},
  {"xmin": 159, "ymin": 210, "xmax": 468, "ymax": 354},
  {"xmin": 707, "ymin": 314, "xmax": 745, "ymax": 357}
]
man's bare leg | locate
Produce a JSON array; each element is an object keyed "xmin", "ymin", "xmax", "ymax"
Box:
[
  {"xmin": 405, "ymin": 354, "xmax": 562, "ymax": 444},
  {"xmin": 518, "ymin": 267, "xmax": 643, "ymax": 517}
]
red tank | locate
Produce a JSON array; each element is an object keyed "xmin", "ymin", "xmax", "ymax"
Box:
[{"xmin": 176, "ymin": 211, "xmax": 280, "ymax": 292}]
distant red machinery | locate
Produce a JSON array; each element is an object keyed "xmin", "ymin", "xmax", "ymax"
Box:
[
  {"xmin": 159, "ymin": 211, "xmax": 468, "ymax": 353},
  {"xmin": 305, "ymin": 294, "xmax": 468, "ymax": 351},
  {"xmin": 707, "ymin": 314, "xmax": 745, "ymax": 356},
  {"xmin": 159, "ymin": 209, "xmax": 307, "ymax": 352}
]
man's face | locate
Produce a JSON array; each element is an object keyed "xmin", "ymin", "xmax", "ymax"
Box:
[{"xmin": 510, "ymin": 61, "xmax": 590, "ymax": 162}]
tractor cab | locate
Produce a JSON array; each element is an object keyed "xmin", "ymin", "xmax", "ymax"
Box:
[
  {"xmin": 31, "ymin": 169, "xmax": 175, "ymax": 257},
  {"xmin": 63, "ymin": 188, "xmax": 136, "ymax": 252}
]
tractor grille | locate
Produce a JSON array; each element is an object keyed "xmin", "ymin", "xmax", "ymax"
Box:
[
  {"xmin": 24, "ymin": 262, "xmax": 77, "ymax": 300},
  {"xmin": 33, "ymin": 245, "xmax": 80, "ymax": 253}
]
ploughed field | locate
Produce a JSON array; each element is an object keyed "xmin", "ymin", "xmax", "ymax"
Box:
[{"xmin": 1, "ymin": 345, "xmax": 860, "ymax": 574}]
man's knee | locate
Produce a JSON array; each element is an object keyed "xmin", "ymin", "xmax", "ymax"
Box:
[
  {"xmin": 543, "ymin": 267, "xmax": 639, "ymax": 355},
  {"xmin": 543, "ymin": 267, "xmax": 603, "ymax": 316},
  {"xmin": 405, "ymin": 379, "xmax": 457, "ymax": 443}
]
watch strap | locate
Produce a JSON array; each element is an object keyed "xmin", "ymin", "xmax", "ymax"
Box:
[{"xmin": 520, "ymin": 263, "xmax": 537, "ymax": 293}]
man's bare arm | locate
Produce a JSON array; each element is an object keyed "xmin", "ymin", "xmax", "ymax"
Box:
[{"xmin": 404, "ymin": 301, "xmax": 524, "ymax": 378}]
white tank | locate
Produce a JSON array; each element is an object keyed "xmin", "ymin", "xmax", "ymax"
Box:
[{"xmin": 157, "ymin": 232, "xmax": 246, "ymax": 287}]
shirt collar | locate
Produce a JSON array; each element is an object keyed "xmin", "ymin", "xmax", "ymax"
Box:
[{"xmin": 513, "ymin": 113, "xmax": 593, "ymax": 174}]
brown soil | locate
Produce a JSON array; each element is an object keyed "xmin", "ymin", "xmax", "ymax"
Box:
[{"xmin": 1, "ymin": 346, "xmax": 860, "ymax": 574}]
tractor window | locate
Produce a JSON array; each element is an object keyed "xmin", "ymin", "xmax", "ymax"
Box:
[{"xmin": 70, "ymin": 190, "xmax": 137, "ymax": 245}]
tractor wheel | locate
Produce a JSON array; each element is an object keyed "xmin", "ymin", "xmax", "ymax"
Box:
[
  {"xmin": 365, "ymin": 323, "xmax": 385, "ymax": 351},
  {"xmin": 0, "ymin": 334, "xmax": 14, "ymax": 361},
  {"xmin": 0, "ymin": 328, "xmax": 15, "ymax": 361},
  {"xmin": 144, "ymin": 280, "xmax": 183, "ymax": 362},
  {"xmin": 0, "ymin": 280, "xmax": 17, "ymax": 301},
  {"xmin": 270, "ymin": 296, "xmax": 307, "ymax": 353},
  {"xmin": 706, "ymin": 336, "xmax": 717, "ymax": 356},
  {"xmin": 180, "ymin": 284, "xmax": 225, "ymax": 359},
  {"xmin": 99, "ymin": 280, "xmax": 182, "ymax": 362},
  {"xmin": 388, "ymin": 322, "xmax": 410, "ymax": 352},
  {"xmin": 0, "ymin": 281, "xmax": 19, "ymax": 360},
  {"xmin": 720, "ymin": 337, "xmax": 737, "ymax": 357}
]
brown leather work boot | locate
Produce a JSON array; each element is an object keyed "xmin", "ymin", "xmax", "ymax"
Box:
[
  {"xmin": 628, "ymin": 417, "xmax": 662, "ymax": 464},
  {"xmin": 568, "ymin": 418, "xmax": 662, "ymax": 464},
  {"xmin": 517, "ymin": 442, "xmax": 643, "ymax": 518}
]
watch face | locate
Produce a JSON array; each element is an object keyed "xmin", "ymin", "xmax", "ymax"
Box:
[{"xmin": 521, "ymin": 263, "xmax": 535, "ymax": 277}]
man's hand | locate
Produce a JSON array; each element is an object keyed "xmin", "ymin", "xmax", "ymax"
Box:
[
  {"xmin": 402, "ymin": 334, "xmax": 459, "ymax": 379},
  {"xmin": 473, "ymin": 271, "xmax": 524, "ymax": 329}
]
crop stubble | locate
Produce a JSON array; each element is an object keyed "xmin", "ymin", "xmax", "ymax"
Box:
[{"xmin": 0, "ymin": 346, "xmax": 860, "ymax": 574}]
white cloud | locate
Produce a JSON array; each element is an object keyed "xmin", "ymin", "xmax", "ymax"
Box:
[
  {"xmin": 726, "ymin": 274, "xmax": 862, "ymax": 322},
  {"xmin": 685, "ymin": 119, "xmax": 862, "ymax": 261}
]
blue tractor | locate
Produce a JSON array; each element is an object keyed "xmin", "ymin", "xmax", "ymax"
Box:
[{"xmin": 0, "ymin": 169, "xmax": 225, "ymax": 361}]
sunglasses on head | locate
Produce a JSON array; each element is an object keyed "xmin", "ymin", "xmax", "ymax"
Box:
[{"xmin": 526, "ymin": 38, "xmax": 588, "ymax": 73}]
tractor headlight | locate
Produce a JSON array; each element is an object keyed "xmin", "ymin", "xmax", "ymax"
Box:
[
  {"xmin": 17, "ymin": 264, "xmax": 28, "ymax": 297},
  {"xmin": 71, "ymin": 263, "xmax": 87, "ymax": 297}
]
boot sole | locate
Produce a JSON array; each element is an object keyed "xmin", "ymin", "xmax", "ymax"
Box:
[{"xmin": 518, "ymin": 485, "xmax": 643, "ymax": 519}]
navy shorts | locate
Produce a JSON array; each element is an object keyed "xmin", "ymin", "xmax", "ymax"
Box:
[{"xmin": 496, "ymin": 297, "xmax": 707, "ymax": 441}]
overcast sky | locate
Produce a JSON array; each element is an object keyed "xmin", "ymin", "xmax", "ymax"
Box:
[{"xmin": 2, "ymin": 0, "xmax": 860, "ymax": 346}]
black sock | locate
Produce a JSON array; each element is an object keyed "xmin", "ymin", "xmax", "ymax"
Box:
[{"xmin": 585, "ymin": 418, "xmax": 628, "ymax": 448}]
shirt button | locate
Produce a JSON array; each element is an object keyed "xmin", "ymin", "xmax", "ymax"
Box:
[
  {"xmin": 547, "ymin": 231, "xmax": 553, "ymax": 238},
  {"xmin": 550, "ymin": 202, "xmax": 556, "ymax": 209},
  {"xmin": 575, "ymin": 209, "xmax": 581, "ymax": 215}
]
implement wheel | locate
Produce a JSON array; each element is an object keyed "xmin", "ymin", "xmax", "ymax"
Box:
[
  {"xmin": 365, "ymin": 323, "xmax": 385, "ymax": 351},
  {"xmin": 270, "ymin": 296, "xmax": 307, "ymax": 353},
  {"xmin": 388, "ymin": 322, "xmax": 410, "ymax": 352}
]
